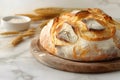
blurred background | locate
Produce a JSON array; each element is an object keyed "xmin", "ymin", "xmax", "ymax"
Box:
[{"xmin": 0, "ymin": 0, "xmax": 120, "ymax": 18}]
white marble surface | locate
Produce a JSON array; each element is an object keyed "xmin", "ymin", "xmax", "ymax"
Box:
[{"xmin": 0, "ymin": 0, "xmax": 120, "ymax": 80}]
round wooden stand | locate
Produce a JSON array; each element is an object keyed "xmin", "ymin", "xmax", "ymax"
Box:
[{"xmin": 31, "ymin": 37, "xmax": 120, "ymax": 73}]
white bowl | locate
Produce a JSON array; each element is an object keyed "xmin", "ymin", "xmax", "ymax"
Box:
[{"xmin": 1, "ymin": 16, "xmax": 31, "ymax": 31}]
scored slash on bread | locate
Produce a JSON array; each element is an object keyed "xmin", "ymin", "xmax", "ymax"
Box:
[
  {"xmin": 39, "ymin": 8, "xmax": 120, "ymax": 61},
  {"xmin": 82, "ymin": 19, "xmax": 105, "ymax": 31},
  {"xmin": 79, "ymin": 18, "xmax": 116, "ymax": 41}
]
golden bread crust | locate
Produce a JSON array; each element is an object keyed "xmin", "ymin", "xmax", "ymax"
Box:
[
  {"xmin": 39, "ymin": 8, "xmax": 120, "ymax": 61},
  {"xmin": 40, "ymin": 19, "xmax": 56, "ymax": 54}
]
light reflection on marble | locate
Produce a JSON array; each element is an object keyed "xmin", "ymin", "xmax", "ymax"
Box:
[{"xmin": 0, "ymin": 0, "xmax": 120, "ymax": 80}]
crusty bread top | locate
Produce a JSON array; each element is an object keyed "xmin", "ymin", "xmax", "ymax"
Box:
[{"xmin": 39, "ymin": 8, "xmax": 120, "ymax": 61}]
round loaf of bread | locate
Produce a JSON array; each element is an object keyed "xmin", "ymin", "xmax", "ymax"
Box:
[{"xmin": 39, "ymin": 8, "xmax": 120, "ymax": 61}]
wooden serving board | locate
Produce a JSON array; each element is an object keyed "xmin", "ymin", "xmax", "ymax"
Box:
[{"xmin": 31, "ymin": 37, "xmax": 120, "ymax": 73}]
